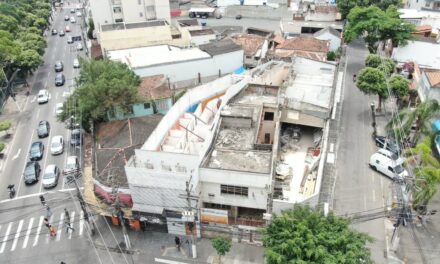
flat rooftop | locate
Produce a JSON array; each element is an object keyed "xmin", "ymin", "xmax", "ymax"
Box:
[
  {"xmin": 107, "ymin": 45, "xmax": 211, "ymax": 69},
  {"xmin": 101, "ymin": 20, "xmax": 168, "ymax": 32}
]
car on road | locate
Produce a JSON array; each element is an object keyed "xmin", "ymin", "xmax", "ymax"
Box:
[
  {"xmin": 375, "ymin": 135, "xmax": 401, "ymax": 155},
  {"xmin": 37, "ymin": 89, "xmax": 49, "ymax": 104},
  {"xmin": 37, "ymin": 120, "xmax": 50, "ymax": 138},
  {"xmin": 55, "ymin": 103, "xmax": 63, "ymax": 115},
  {"xmin": 50, "ymin": 135, "xmax": 64, "ymax": 155},
  {"xmin": 70, "ymin": 8, "xmax": 75, "ymax": 13},
  {"xmin": 64, "ymin": 15, "xmax": 70, "ymax": 21},
  {"xmin": 24, "ymin": 161, "xmax": 41, "ymax": 185},
  {"xmin": 64, "ymin": 156, "xmax": 80, "ymax": 174},
  {"xmin": 29, "ymin": 141, "xmax": 44, "ymax": 161},
  {"xmin": 76, "ymin": 42, "xmax": 83, "ymax": 51},
  {"xmin": 73, "ymin": 58, "xmax": 80, "ymax": 68},
  {"xmin": 42, "ymin": 164, "xmax": 60, "ymax": 189},
  {"xmin": 70, "ymin": 128, "xmax": 83, "ymax": 146},
  {"xmin": 51, "ymin": 29, "xmax": 57, "ymax": 35},
  {"xmin": 55, "ymin": 73, "xmax": 65, "ymax": 86},
  {"xmin": 65, "ymin": 25, "xmax": 71, "ymax": 32},
  {"xmin": 235, "ymin": 14, "xmax": 242, "ymax": 20},
  {"xmin": 70, "ymin": 17, "xmax": 76, "ymax": 23},
  {"xmin": 67, "ymin": 35, "xmax": 73, "ymax": 44},
  {"xmin": 59, "ymin": 30, "xmax": 65, "ymax": 36},
  {"xmin": 54, "ymin": 61, "xmax": 63, "ymax": 72},
  {"xmin": 76, "ymin": 11, "xmax": 82, "ymax": 17},
  {"xmin": 369, "ymin": 152, "xmax": 408, "ymax": 180}
]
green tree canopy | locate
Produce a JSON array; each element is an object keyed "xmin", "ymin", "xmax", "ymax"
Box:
[
  {"xmin": 262, "ymin": 205, "xmax": 373, "ymax": 264},
  {"xmin": 0, "ymin": 120, "xmax": 11, "ymax": 134},
  {"xmin": 389, "ymin": 75, "xmax": 410, "ymax": 99},
  {"xmin": 212, "ymin": 237, "xmax": 232, "ymax": 264},
  {"xmin": 15, "ymin": 49, "xmax": 43, "ymax": 74},
  {"xmin": 356, "ymin": 67, "xmax": 388, "ymax": 110},
  {"xmin": 337, "ymin": 0, "xmax": 402, "ymax": 19},
  {"xmin": 344, "ymin": 6, "xmax": 414, "ymax": 53},
  {"xmin": 59, "ymin": 59, "xmax": 141, "ymax": 131}
]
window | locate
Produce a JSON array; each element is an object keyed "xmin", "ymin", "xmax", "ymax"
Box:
[
  {"xmin": 115, "ymin": 18, "xmax": 124, "ymax": 23},
  {"xmin": 144, "ymin": 102, "xmax": 151, "ymax": 109},
  {"xmin": 113, "ymin": 7, "xmax": 122, "ymax": 13},
  {"xmin": 221, "ymin": 185, "xmax": 248, "ymax": 197},
  {"xmin": 156, "ymin": 100, "xmax": 168, "ymax": 111},
  {"xmin": 139, "ymin": 12, "xmax": 143, "ymax": 17},
  {"xmin": 264, "ymin": 112, "xmax": 274, "ymax": 121}
]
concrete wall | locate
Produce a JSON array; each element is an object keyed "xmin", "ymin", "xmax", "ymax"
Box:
[
  {"xmin": 315, "ymin": 33, "xmax": 341, "ymax": 52},
  {"xmin": 199, "ymin": 167, "xmax": 270, "ymax": 210},
  {"xmin": 89, "ymin": 0, "xmax": 113, "ymax": 28},
  {"xmin": 190, "ymin": 34, "xmax": 217, "ymax": 46},
  {"xmin": 154, "ymin": 0, "xmax": 171, "ymax": 23},
  {"xmin": 225, "ymin": 5, "xmax": 293, "ymax": 20},
  {"xmin": 107, "ymin": 98, "xmax": 172, "ymax": 121},
  {"xmin": 406, "ymin": 0, "xmax": 429, "ymax": 10},
  {"xmin": 418, "ymin": 73, "xmax": 440, "ymax": 102},
  {"xmin": 133, "ymin": 50, "xmax": 244, "ymax": 85}
]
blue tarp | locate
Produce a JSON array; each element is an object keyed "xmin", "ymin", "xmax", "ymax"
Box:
[
  {"xmin": 234, "ymin": 66, "xmax": 246, "ymax": 75},
  {"xmin": 432, "ymin": 120, "xmax": 440, "ymax": 133},
  {"xmin": 186, "ymin": 102, "xmax": 200, "ymax": 113}
]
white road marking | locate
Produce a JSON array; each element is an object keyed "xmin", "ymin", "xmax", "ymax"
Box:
[
  {"xmin": 79, "ymin": 210, "xmax": 84, "ymax": 236},
  {"xmin": 69, "ymin": 211, "xmax": 75, "ymax": 239},
  {"xmin": 62, "ymin": 91, "xmax": 70, "ymax": 97},
  {"xmin": 11, "ymin": 220, "xmax": 24, "ymax": 251},
  {"xmin": 36, "ymin": 108, "xmax": 40, "ymax": 119},
  {"xmin": 12, "ymin": 149, "xmax": 21, "ymax": 160},
  {"xmin": 16, "ymin": 128, "xmax": 36, "ymax": 195},
  {"xmin": 0, "ymin": 222, "xmax": 13, "ymax": 253},
  {"xmin": 33, "ymin": 216, "xmax": 44, "ymax": 247},
  {"xmin": 31, "ymin": 96, "xmax": 36, "ymax": 103},
  {"xmin": 55, "ymin": 92, "xmax": 59, "ymax": 100},
  {"xmin": 56, "ymin": 213, "xmax": 64, "ymax": 241},
  {"xmin": 22, "ymin": 217, "xmax": 34, "ymax": 248},
  {"xmin": 154, "ymin": 258, "xmax": 189, "ymax": 264},
  {"xmin": 1, "ymin": 188, "xmax": 80, "ymax": 203},
  {"xmin": 39, "ymin": 127, "xmax": 53, "ymax": 193}
]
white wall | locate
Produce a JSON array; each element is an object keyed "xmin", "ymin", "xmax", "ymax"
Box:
[
  {"xmin": 419, "ymin": 73, "xmax": 440, "ymax": 102},
  {"xmin": 406, "ymin": 0, "xmax": 429, "ymax": 10},
  {"xmin": 315, "ymin": 33, "xmax": 341, "ymax": 52},
  {"xmin": 133, "ymin": 50, "xmax": 244, "ymax": 83},
  {"xmin": 199, "ymin": 168, "xmax": 270, "ymax": 210},
  {"xmin": 121, "ymin": 0, "xmax": 145, "ymax": 23},
  {"xmin": 154, "ymin": 0, "xmax": 171, "ymax": 22},
  {"xmin": 190, "ymin": 34, "xmax": 217, "ymax": 46},
  {"xmin": 89, "ymin": 0, "xmax": 113, "ymax": 28}
]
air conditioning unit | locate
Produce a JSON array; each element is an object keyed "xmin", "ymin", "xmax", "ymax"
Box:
[{"xmin": 208, "ymin": 193, "xmax": 215, "ymax": 197}]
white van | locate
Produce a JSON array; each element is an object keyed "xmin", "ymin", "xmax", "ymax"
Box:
[
  {"xmin": 369, "ymin": 153, "xmax": 408, "ymax": 180},
  {"xmin": 376, "ymin": 149, "xmax": 405, "ymax": 165}
]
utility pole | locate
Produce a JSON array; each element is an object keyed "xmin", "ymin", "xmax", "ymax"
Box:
[
  {"xmin": 179, "ymin": 174, "xmax": 199, "ymax": 259},
  {"xmin": 1, "ymin": 67, "xmax": 22, "ymax": 111}
]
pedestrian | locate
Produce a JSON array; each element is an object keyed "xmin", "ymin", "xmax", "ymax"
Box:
[
  {"xmin": 65, "ymin": 220, "xmax": 74, "ymax": 233},
  {"xmin": 40, "ymin": 195, "xmax": 46, "ymax": 206},
  {"xmin": 64, "ymin": 208, "xmax": 70, "ymax": 222},
  {"xmin": 174, "ymin": 236, "xmax": 181, "ymax": 250},
  {"xmin": 46, "ymin": 205, "xmax": 52, "ymax": 218},
  {"xmin": 353, "ymin": 74, "xmax": 357, "ymax": 82},
  {"xmin": 50, "ymin": 226, "xmax": 57, "ymax": 237},
  {"xmin": 44, "ymin": 217, "xmax": 50, "ymax": 228}
]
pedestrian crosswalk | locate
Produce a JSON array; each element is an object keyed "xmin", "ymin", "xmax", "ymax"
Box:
[{"xmin": 0, "ymin": 210, "xmax": 85, "ymax": 253}]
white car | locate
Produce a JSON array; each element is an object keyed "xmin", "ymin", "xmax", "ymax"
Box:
[
  {"xmin": 42, "ymin": 164, "xmax": 60, "ymax": 189},
  {"xmin": 70, "ymin": 17, "xmax": 76, "ymax": 23},
  {"xmin": 64, "ymin": 156, "xmax": 80, "ymax": 174},
  {"xmin": 76, "ymin": 43, "xmax": 83, "ymax": 51},
  {"xmin": 50, "ymin": 135, "xmax": 64, "ymax": 155},
  {"xmin": 55, "ymin": 103, "xmax": 63, "ymax": 115},
  {"xmin": 37, "ymin": 89, "xmax": 49, "ymax": 104},
  {"xmin": 73, "ymin": 58, "xmax": 80, "ymax": 68},
  {"xmin": 76, "ymin": 11, "xmax": 82, "ymax": 17}
]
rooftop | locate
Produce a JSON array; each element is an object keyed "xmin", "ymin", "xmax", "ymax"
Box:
[
  {"xmin": 101, "ymin": 20, "xmax": 168, "ymax": 32},
  {"xmin": 425, "ymin": 71, "xmax": 440, "ymax": 88},
  {"xmin": 107, "ymin": 45, "xmax": 211, "ymax": 69},
  {"xmin": 392, "ymin": 40, "xmax": 440, "ymax": 70},
  {"xmin": 177, "ymin": 19, "xmax": 199, "ymax": 27},
  {"xmin": 199, "ymin": 39, "xmax": 242, "ymax": 56},
  {"xmin": 277, "ymin": 37, "xmax": 329, "ymax": 53},
  {"xmin": 95, "ymin": 115, "xmax": 163, "ymax": 186},
  {"xmin": 280, "ymin": 20, "xmax": 344, "ymax": 33},
  {"xmin": 230, "ymin": 34, "xmax": 266, "ymax": 56},
  {"xmin": 313, "ymin": 26, "xmax": 341, "ymax": 38},
  {"xmin": 189, "ymin": 28, "xmax": 215, "ymax": 36},
  {"xmin": 138, "ymin": 75, "xmax": 173, "ymax": 100}
]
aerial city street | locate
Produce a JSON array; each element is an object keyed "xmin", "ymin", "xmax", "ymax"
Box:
[{"xmin": 0, "ymin": 0, "xmax": 440, "ymax": 263}]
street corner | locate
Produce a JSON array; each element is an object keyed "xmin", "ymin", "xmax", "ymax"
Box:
[{"xmin": 162, "ymin": 245, "xmax": 188, "ymax": 259}]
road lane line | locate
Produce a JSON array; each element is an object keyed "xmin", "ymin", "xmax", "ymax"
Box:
[
  {"xmin": 12, "ymin": 149, "xmax": 21, "ymax": 160},
  {"xmin": 22, "ymin": 217, "xmax": 34, "ymax": 248},
  {"xmin": 39, "ymin": 127, "xmax": 53, "ymax": 193},
  {"xmin": 56, "ymin": 213, "xmax": 64, "ymax": 241},
  {"xmin": 0, "ymin": 222, "xmax": 13, "ymax": 253},
  {"xmin": 68, "ymin": 211, "xmax": 75, "ymax": 239},
  {"xmin": 79, "ymin": 210, "xmax": 84, "ymax": 236},
  {"xmin": 11, "ymin": 219, "xmax": 24, "ymax": 251},
  {"xmin": 36, "ymin": 108, "xmax": 40, "ymax": 119},
  {"xmin": 0, "ymin": 187, "xmax": 81, "ymax": 204},
  {"xmin": 33, "ymin": 216, "xmax": 44, "ymax": 247},
  {"xmin": 16, "ymin": 128, "xmax": 36, "ymax": 196}
]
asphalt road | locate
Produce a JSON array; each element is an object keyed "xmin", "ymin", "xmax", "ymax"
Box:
[
  {"xmin": 333, "ymin": 40, "xmax": 391, "ymax": 264},
  {"xmin": 0, "ymin": 5, "xmax": 85, "ymax": 201}
]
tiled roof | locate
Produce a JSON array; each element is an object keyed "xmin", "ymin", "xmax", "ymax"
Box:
[
  {"xmin": 138, "ymin": 75, "xmax": 173, "ymax": 100},
  {"xmin": 415, "ymin": 25, "xmax": 432, "ymax": 32},
  {"xmin": 272, "ymin": 35, "xmax": 285, "ymax": 45},
  {"xmin": 272, "ymin": 49, "xmax": 327, "ymax": 61},
  {"xmin": 426, "ymin": 71, "xmax": 440, "ymax": 88},
  {"xmin": 230, "ymin": 34, "xmax": 265, "ymax": 56},
  {"xmin": 277, "ymin": 37, "xmax": 329, "ymax": 53}
]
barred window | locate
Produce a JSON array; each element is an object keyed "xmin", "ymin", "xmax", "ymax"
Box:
[{"xmin": 220, "ymin": 185, "xmax": 248, "ymax": 197}]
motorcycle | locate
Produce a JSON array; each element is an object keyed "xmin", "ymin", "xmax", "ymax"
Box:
[{"xmin": 7, "ymin": 184, "xmax": 15, "ymax": 199}]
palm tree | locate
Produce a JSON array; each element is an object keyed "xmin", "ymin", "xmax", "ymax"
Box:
[
  {"xmin": 405, "ymin": 136, "xmax": 440, "ymax": 168},
  {"xmin": 413, "ymin": 167, "xmax": 440, "ymax": 210},
  {"xmin": 387, "ymin": 99, "xmax": 440, "ymax": 145}
]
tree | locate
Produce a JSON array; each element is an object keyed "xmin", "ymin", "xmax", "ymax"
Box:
[
  {"xmin": 0, "ymin": 142, "xmax": 5, "ymax": 153},
  {"xmin": 59, "ymin": 59, "xmax": 141, "ymax": 131},
  {"xmin": 356, "ymin": 67, "xmax": 388, "ymax": 110},
  {"xmin": 365, "ymin": 54, "xmax": 395, "ymax": 76},
  {"xmin": 405, "ymin": 137, "xmax": 439, "ymax": 168},
  {"xmin": 15, "ymin": 49, "xmax": 43, "ymax": 74},
  {"xmin": 262, "ymin": 205, "xmax": 373, "ymax": 264},
  {"xmin": 212, "ymin": 237, "xmax": 232, "ymax": 264},
  {"xmin": 389, "ymin": 75, "xmax": 410, "ymax": 99},
  {"xmin": 386, "ymin": 99, "xmax": 440, "ymax": 144},
  {"xmin": 336, "ymin": 0, "xmax": 402, "ymax": 19},
  {"xmin": 0, "ymin": 30, "xmax": 20, "ymax": 63},
  {"xmin": 344, "ymin": 6, "xmax": 414, "ymax": 53},
  {"xmin": 87, "ymin": 18, "xmax": 95, "ymax": 39},
  {"xmin": 365, "ymin": 54, "xmax": 382, "ymax": 68},
  {"xmin": 0, "ymin": 120, "xmax": 11, "ymax": 136},
  {"xmin": 413, "ymin": 167, "xmax": 440, "ymax": 210}
]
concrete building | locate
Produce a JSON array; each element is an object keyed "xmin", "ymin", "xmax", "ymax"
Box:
[
  {"xmin": 399, "ymin": 9, "xmax": 440, "ymax": 36},
  {"xmin": 189, "ymin": 29, "xmax": 217, "ymax": 46},
  {"xmin": 88, "ymin": 0, "xmax": 171, "ymax": 28},
  {"xmin": 406, "ymin": 0, "xmax": 440, "ymax": 11},
  {"xmin": 313, "ymin": 26, "xmax": 341, "ymax": 52},
  {"xmin": 280, "ymin": 20, "xmax": 343, "ymax": 38},
  {"xmin": 271, "ymin": 36, "xmax": 330, "ymax": 61},
  {"xmin": 392, "ymin": 38, "xmax": 440, "ymax": 70},
  {"xmin": 417, "ymin": 70, "xmax": 440, "ymax": 102},
  {"xmin": 107, "ymin": 40, "xmax": 244, "ymax": 89},
  {"xmin": 230, "ymin": 34, "xmax": 269, "ymax": 68}
]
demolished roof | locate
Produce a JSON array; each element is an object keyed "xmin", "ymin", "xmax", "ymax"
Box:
[
  {"xmin": 426, "ymin": 71, "xmax": 440, "ymax": 88},
  {"xmin": 138, "ymin": 75, "xmax": 173, "ymax": 100},
  {"xmin": 199, "ymin": 39, "xmax": 242, "ymax": 56},
  {"xmin": 277, "ymin": 37, "xmax": 329, "ymax": 53},
  {"xmin": 230, "ymin": 34, "xmax": 266, "ymax": 56}
]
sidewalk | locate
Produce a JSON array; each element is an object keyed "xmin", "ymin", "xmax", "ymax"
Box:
[{"xmin": 92, "ymin": 217, "xmax": 264, "ymax": 264}]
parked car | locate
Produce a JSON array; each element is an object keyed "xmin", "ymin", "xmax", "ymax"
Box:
[
  {"xmin": 50, "ymin": 135, "xmax": 64, "ymax": 155},
  {"xmin": 24, "ymin": 161, "xmax": 40, "ymax": 185},
  {"xmin": 51, "ymin": 29, "xmax": 57, "ymax": 35},
  {"xmin": 73, "ymin": 58, "xmax": 80, "ymax": 68},
  {"xmin": 37, "ymin": 89, "xmax": 49, "ymax": 104},
  {"xmin": 29, "ymin": 141, "xmax": 44, "ymax": 161},
  {"xmin": 369, "ymin": 152, "xmax": 408, "ymax": 180},
  {"xmin": 55, "ymin": 103, "xmax": 63, "ymax": 115},
  {"xmin": 42, "ymin": 164, "xmax": 60, "ymax": 189},
  {"xmin": 67, "ymin": 35, "xmax": 73, "ymax": 44},
  {"xmin": 70, "ymin": 8, "xmax": 75, "ymax": 13},
  {"xmin": 375, "ymin": 135, "xmax": 401, "ymax": 155},
  {"xmin": 70, "ymin": 17, "xmax": 76, "ymax": 23},
  {"xmin": 37, "ymin": 120, "xmax": 50, "ymax": 138},
  {"xmin": 376, "ymin": 148, "xmax": 404, "ymax": 164},
  {"xmin": 59, "ymin": 30, "xmax": 65, "ymax": 36},
  {"xmin": 55, "ymin": 73, "xmax": 65, "ymax": 86},
  {"xmin": 235, "ymin": 14, "xmax": 242, "ymax": 20},
  {"xmin": 54, "ymin": 61, "xmax": 63, "ymax": 72},
  {"xmin": 65, "ymin": 25, "xmax": 71, "ymax": 32},
  {"xmin": 76, "ymin": 42, "xmax": 83, "ymax": 51},
  {"xmin": 64, "ymin": 15, "xmax": 70, "ymax": 21},
  {"xmin": 70, "ymin": 128, "xmax": 82, "ymax": 146},
  {"xmin": 64, "ymin": 156, "xmax": 80, "ymax": 174},
  {"xmin": 76, "ymin": 11, "xmax": 82, "ymax": 17}
]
